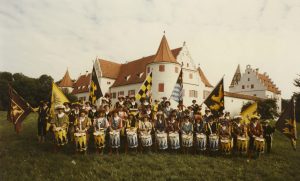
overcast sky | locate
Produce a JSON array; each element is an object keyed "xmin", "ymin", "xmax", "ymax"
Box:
[{"xmin": 0, "ymin": 0, "xmax": 299, "ymax": 99}]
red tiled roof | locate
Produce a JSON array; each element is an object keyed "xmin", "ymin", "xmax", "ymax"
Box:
[
  {"xmin": 198, "ymin": 67, "xmax": 213, "ymax": 88},
  {"xmin": 71, "ymin": 73, "xmax": 91, "ymax": 94},
  {"xmin": 257, "ymin": 73, "xmax": 281, "ymax": 94},
  {"xmin": 98, "ymin": 59, "xmax": 122, "ymax": 79},
  {"xmin": 153, "ymin": 35, "xmax": 178, "ymax": 64},
  {"xmin": 224, "ymin": 91, "xmax": 262, "ymax": 101},
  {"xmin": 110, "ymin": 48, "xmax": 182, "ymax": 88},
  {"xmin": 58, "ymin": 69, "xmax": 74, "ymax": 87}
]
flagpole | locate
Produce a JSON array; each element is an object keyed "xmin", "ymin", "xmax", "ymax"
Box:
[{"xmin": 200, "ymin": 74, "xmax": 225, "ymax": 107}]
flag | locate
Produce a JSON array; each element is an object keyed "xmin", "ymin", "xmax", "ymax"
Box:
[
  {"xmin": 276, "ymin": 96, "xmax": 297, "ymax": 150},
  {"xmin": 50, "ymin": 82, "xmax": 69, "ymax": 117},
  {"xmin": 7, "ymin": 84, "xmax": 32, "ymax": 133},
  {"xmin": 170, "ymin": 69, "xmax": 183, "ymax": 102},
  {"xmin": 89, "ymin": 66, "xmax": 103, "ymax": 104},
  {"xmin": 135, "ymin": 72, "xmax": 152, "ymax": 101},
  {"xmin": 241, "ymin": 102, "xmax": 258, "ymax": 124},
  {"xmin": 204, "ymin": 78, "xmax": 224, "ymax": 115}
]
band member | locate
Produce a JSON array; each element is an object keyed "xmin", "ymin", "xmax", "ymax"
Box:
[
  {"xmin": 203, "ymin": 108, "xmax": 211, "ymax": 122},
  {"xmin": 248, "ymin": 115, "xmax": 264, "ymax": 152},
  {"xmin": 37, "ymin": 101, "xmax": 50, "ymax": 143},
  {"xmin": 167, "ymin": 114, "xmax": 180, "ymax": 133},
  {"xmin": 206, "ymin": 115, "xmax": 218, "ymax": 135},
  {"xmin": 262, "ymin": 120, "xmax": 275, "ymax": 153},
  {"xmin": 152, "ymin": 100, "xmax": 160, "ymax": 112},
  {"xmin": 102, "ymin": 104, "xmax": 111, "ymax": 119},
  {"xmin": 115, "ymin": 95, "xmax": 125, "ymax": 108},
  {"xmin": 219, "ymin": 119, "xmax": 231, "ymax": 139},
  {"xmin": 191, "ymin": 100, "xmax": 200, "ymax": 113},
  {"xmin": 93, "ymin": 110, "xmax": 109, "ymax": 154},
  {"xmin": 145, "ymin": 105, "xmax": 153, "ymax": 120},
  {"xmin": 51, "ymin": 105, "xmax": 69, "ymax": 148},
  {"xmin": 74, "ymin": 110, "xmax": 91, "ymax": 148},
  {"xmin": 129, "ymin": 96, "xmax": 138, "ymax": 109},
  {"xmin": 176, "ymin": 104, "xmax": 185, "ymax": 123},
  {"xmin": 163, "ymin": 101, "xmax": 173, "ymax": 119},
  {"xmin": 159, "ymin": 97, "xmax": 168, "ymax": 110},
  {"xmin": 232, "ymin": 116, "xmax": 248, "ymax": 152},
  {"xmin": 84, "ymin": 101, "xmax": 91, "ymax": 112},
  {"xmin": 138, "ymin": 114, "xmax": 153, "ymax": 152},
  {"xmin": 194, "ymin": 112, "xmax": 206, "ymax": 134},
  {"xmin": 68, "ymin": 103, "xmax": 80, "ymax": 141},
  {"xmin": 181, "ymin": 115, "xmax": 193, "ymax": 153},
  {"xmin": 154, "ymin": 111, "xmax": 167, "ymax": 133},
  {"xmin": 109, "ymin": 110, "xmax": 123, "ymax": 154},
  {"xmin": 63, "ymin": 102, "xmax": 71, "ymax": 116},
  {"xmin": 88, "ymin": 105, "xmax": 97, "ymax": 122}
]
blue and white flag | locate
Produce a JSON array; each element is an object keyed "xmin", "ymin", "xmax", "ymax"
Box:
[{"xmin": 170, "ymin": 69, "xmax": 183, "ymax": 102}]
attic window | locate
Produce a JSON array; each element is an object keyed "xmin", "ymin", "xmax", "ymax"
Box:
[
  {"xmin": 82, "ymin": 86, "xmax": 85, "ymax": 89},
  {"xmin": 137, "ymin": 72, "xmax": 144, "ymax": 78},
  {"xmin": 124, "ymin": 75, "xmax": 131, "ymax": 81}
]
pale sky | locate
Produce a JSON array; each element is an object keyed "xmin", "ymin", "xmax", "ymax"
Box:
[{"xmin": 0, "ymin": 0, "xmax": 299, "ymax": 99}]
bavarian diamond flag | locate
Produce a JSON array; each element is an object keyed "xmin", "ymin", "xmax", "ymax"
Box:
[
  {"xmin": 89, "ymin": 66, "xmax": 103, "ymax": 104},
  {"xmin": 276, "ymin": 96, "xmax": 297, "ymax": 150},
  {"xmin": 7, "ymin": 84, "xmax": 32, "ymax": 133},
  {"xmin": 136, "ymin": 72, "xmax": 152, "ymax": 101},
  {"xmin": 171, "ymin": 69, "xmax": 183, "ymax": 102},
  {"xmin": 204, "ymin": 77, "xmax": 224, "ymax": 115}
]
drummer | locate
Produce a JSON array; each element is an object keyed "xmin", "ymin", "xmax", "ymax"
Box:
[
  {"xmin": 262, "ymin": 120, "xmax": 275, "ymax": 153},
  {"xmin": 93, "ymin": 110, "xmax": 109, "ymax": 153},
  {"xmin": 68, "ymin": 102, "xmax": 80, "ymax": 142},
  {"xmin": 51, "ymin": 105, "xmax": 69, "ymax": 149},
  {"xmin": 138, "ymin": 114, "xmax": 153, "ymax": 151},
  {"xmin": 125, "ymin": 113, "xmax": 139, "ymax": 153},
  {"xmin": 109, "ymin": 110, "xmax": 123, "ymax": 154},
  {"xmin": 181, "ymin": 115, "xmax": 193, "ymax": 153},
  {"xmin": 194, "ymin": 111, "xmax": 206, "ymax": 135},
  {"xmin": 154, "ymin": 111, "xmax": 167, "ymax": 133},
  {"xmin": 163, "ymin": 100, "xmax": 173, "ymax": 119},
  {"xmin": 232, "ymin": 116, "xmax": 248, "ymax": 152},
  {"xmin": 248, "ymin": 115, "xmax": 264, "ymax": 154},
  {"xmin": 74, "ymin": 109, "xmax": 92, "ymax": 151}
]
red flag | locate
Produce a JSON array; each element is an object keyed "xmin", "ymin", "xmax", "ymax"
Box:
[{"xmin": 7, "ymin": 84, "xmax": 32, "ymax": 133}]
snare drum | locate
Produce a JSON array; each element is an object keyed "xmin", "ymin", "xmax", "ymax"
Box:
[
  {"xmin": 156, "ymin": 132, "xmax": 168, "ymax": 150},
  {"xmin": 220, "ymin": 137, "xmax": 232, "ymax": 153},
  {"xmin": 54, "ymin": 127, "xmax": 68, "ymax": 146},
  {"xmin": 182, "ymin": 133, "xmax": 193, "ymax": 148},
  {"xmin": 109, "ymin": 130, "xmax": 120, "ymax": 148},
  {"xmin": 169, "ymin": 132, "xmax": 180, "ymax": 150},
  {"xmin": 237, "ymin": 136, "xmax": 248, "ymax": 153},
  {"xmin": 74, "ymin": 132, "xmax": 87, "ymax": 152},
  {"xmin": 93, "ymin": 129, "xmax": 105, "ymax": 149},
  {"xmin": 209, "ymin": 134, "xmax": 219, "ymax": 151},
  {"xmin": 126, "ymin": 128, "xmax": 138, "ymax": 148},
  {"xmin": 254, "ymin": 137, "xmax": 265, "ymax": 153},
  {"xmin": 196, "ymin": 133, "xmax": 207, "ymax": 151},
  {"xmin": 141, "ymin": 133, "xmax": 152, "ymax": 147}
]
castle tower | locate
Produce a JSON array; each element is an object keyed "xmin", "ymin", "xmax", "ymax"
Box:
[
  {"xmin": 58, "ymin": 69, "xmax": 74, "ymax": 93},
  {"xmin": 146, "ymin": 35, "xmax": 181, "ymax": 104}
]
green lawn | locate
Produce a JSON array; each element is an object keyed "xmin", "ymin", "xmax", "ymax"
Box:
[{"xmin": 0, "ymin": 111, "xmax": 299, "ymax": 181}]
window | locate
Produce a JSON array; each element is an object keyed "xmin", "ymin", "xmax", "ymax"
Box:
[
  {"xmin": 159, "ymin": 65, "xmax": 165, "ymax": 72},
  {"xmin": 118, "ymin": 91, "xmax": 124, "ymax": 96},
  {"xmin": 187, "ymin": 63, "xmax": 189, "ymax": 67},
  {"xmin": 189, "ymin": 73, "xmax": 193, "ymax": 79},
  {"xmin": 253, "ymin": 94, "xmax": 256, "ymax": 96},
  {"xmin": 251, "ymin": 84, "xmax": 254, "ymax": 89},
  {"xmin": 128, "ymin": 90, "xmax": 135, "ymax": 96},
  {"xmin": 107, "ymin": 81, "xmax": 111, "ymax": 85},
  {"xmin": 112, "ymin": 92, "xmax": 116, "ymax": 98},
  {"xmin": 158, "ymin": 83, "xmax": 164, "ymax": 92},
  {"xmin": 242, "ymin": 85, "xmax": 245, "ymax": 89},
  {"xmin": 248, "ymin": 72, "xmax": 250, "ymax": 74},
  {"xmin": 189, "ymin": 90, "xmax": 198, "ymax": 98},
  {"xmin": 248, "ymin": 78, "xmax": 250, "ymax": 81},
  {"xmin": 175, "ymin": 67, "xmax": 179, "ymax": 73},
  {"xmin": 203, "ymin": 90, "xmax": 211, "ymax": 99},
  {"xmin": 147, "ymin": 67, "xmax": 150, "ymax": 73}
]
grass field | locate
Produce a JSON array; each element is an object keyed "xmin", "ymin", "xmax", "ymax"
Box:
[{"xmin": 0, "ymin": 111, "xmax": 299, "ymax": 181}]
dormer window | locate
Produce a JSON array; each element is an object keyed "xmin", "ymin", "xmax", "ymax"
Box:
[
  {"xmin": 124, "ymin": 75, "xmax": 131, "ymax": 81},
  {"xmin": 137, "ymin": 72, "xmax": 144, "ymax": 78}
]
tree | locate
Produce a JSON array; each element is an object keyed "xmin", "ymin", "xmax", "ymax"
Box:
[
  {"xmin": 294, "ymin": 74, "xmax": 300, "ymax": 122},
  {"xmin": 257, "ymin": 99, "xmax": 279, "ymax": 120}
]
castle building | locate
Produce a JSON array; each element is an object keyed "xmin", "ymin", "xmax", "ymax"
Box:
[
  {"xmin": 94, "ymin": 35, "xmax": 212, "ymax": 106},
  {"xmin": 61, "ymin": 35, "xmax": 281, "ymax": 115},
  {"xmin": 229, "ymin": 64, "xmax": 281, "ymax": 111}
]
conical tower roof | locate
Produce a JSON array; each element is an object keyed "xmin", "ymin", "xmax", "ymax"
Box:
[
  {"xmin": 153, "ymin": 35, "xmax": 178, "ymax": 63},
  {"xmin": 58, "ymin": 69, "xmax": 73, "ymax": 87},
  {"xmin": 230, "ymin": 64, "xmax": 241, "ymax": 87}
]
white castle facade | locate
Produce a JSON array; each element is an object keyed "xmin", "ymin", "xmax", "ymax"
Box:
[{"xmin": 59, "ymin": 35, "xmax": 282, "ymax": 115}]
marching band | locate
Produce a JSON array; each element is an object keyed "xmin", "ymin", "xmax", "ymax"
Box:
[{"xmin": 39, "ymin": 95, "xmax": 274, "ymax": 157}]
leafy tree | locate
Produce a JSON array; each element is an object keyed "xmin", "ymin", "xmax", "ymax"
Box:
[
  {"xmin": 257, "ymin": 99, "xmax": 279, "ymax": 120},
  {"xmin": 294, "ymin": 74, "xmax": 300, "ymax": 122}
]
